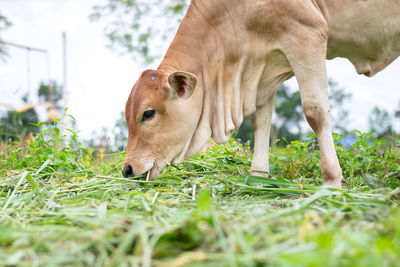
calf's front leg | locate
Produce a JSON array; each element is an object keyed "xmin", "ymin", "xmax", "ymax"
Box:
[{"xmin": 250, "ymin": 93, "xmax": 275, "ymax": 177}]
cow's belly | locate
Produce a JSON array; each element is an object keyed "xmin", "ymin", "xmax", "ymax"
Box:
[
  {"xmin": 325, "ymin": 0, "xmax": 400, "ymax": 75},
  {"xmin": 327, "ymin": 36, "xmax": 400, "ymax": 77}
]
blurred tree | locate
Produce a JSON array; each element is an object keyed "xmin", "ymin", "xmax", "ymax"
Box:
[
  {"xmin": 395, "ymin": 101, "xmax": 400, "ymax": 119},
  {"xmin": 38, "ymin": 81, "xmax": 64, "ymax": 123},
  {"xmin": 113, "ymin": 111, "xmax": 129, "ymax": 151},
  {"xmin": 0, "ymin": 94, "xmax": 39, "ymax": 141},
  {"xmin": 368, "ymin": 106, "xmax": 394, "ymax": 138},
  {"xmin": 271, "ymin": 84, "xmax": 304, "ymax": 144},
  {"xmin": 90, "ymin": 0, "xmax": 188, "ymax": 64},
  {"xmin": 38, "ymin": 81, "xmax": 63, "ymax": 109},
  {"xmin": 87, "ymin": 112, "xmax": 128, "ymax": 152},
  {"xmin": 0, "ymin": 12, "xmax": 12, "ymax": 61},
  {"xmin": 327, "ymin": 80, "xmax": 352, "ymax": 136},
  {"xmin": 235, "ymin": 116, "xmax": 253, "ymax": 145}
]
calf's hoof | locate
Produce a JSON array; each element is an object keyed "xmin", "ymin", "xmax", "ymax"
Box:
[
  {"xmin": 322, "ymin": 167, "xmax": 343, "ymax": 188},
  {"xmin": 323, "ymin": 179, "xmax": 342, "ymax": 188},
  {"xmin": 250, "ymin": 169, "xmax": 270, "ymax": 178}
]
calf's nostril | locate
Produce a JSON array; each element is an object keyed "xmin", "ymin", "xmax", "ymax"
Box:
[{"xmin": 122, "ymin": 165, "xmax": 134, "ymax": 178}]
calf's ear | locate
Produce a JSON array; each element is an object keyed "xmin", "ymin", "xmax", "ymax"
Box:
[{"xmin": 167, "ymin": 71, "xmax": 197, "ymax": 99}]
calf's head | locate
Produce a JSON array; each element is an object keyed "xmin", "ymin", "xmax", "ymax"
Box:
[{"xmin": 122, "ymin": 69, "xmax": 201, "ymax": 179}]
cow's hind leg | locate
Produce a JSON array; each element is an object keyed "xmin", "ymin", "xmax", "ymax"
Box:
[
  {"xmin": 283, "ymin": 33, "xmax": 343, "ymax": 187},
  {"xmin": 250, "ymin": 92, "xmax": 275, "ymax": 177}
]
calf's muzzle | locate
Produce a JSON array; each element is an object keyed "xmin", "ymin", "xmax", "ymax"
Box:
[{"xmin": 122, "ymin": 165, "xmax": 134, "ymax": 178}]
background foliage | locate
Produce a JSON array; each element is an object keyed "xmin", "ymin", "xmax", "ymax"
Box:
[
  {"xmin": 90, "ymin": 0, "xmax": 189, "ymax": 64},
  {"xmin": 0, "ymin": 12, "xmax": 12, "ymax": 61}
]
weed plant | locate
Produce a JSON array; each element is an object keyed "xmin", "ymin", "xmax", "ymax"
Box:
[{"xmin": 0, "ymin": 121, "xmax": 399, "ymax": 266}]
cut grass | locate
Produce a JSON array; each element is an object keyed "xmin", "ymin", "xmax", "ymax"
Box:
[{"xmin": 0, "ymin": 126, "xmax": 399, "ymax": 266}]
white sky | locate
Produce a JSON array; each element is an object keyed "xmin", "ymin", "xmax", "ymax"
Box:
[{"xmin": 0, "ymin": 0, "xmax": 399, "ymax": 139}]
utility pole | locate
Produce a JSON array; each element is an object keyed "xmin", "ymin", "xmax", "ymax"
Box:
[
  {"xmin": 62, "ymin": 32, "xmax": 67, "ymax": 110},
  {"xmin": 62, "ymin": 32, "xmax": 69, "ymax": 135}
]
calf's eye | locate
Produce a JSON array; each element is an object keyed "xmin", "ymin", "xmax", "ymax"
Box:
[{"xmin": 142, "ymin": 109, "xmax": 155, "ymax": 122}]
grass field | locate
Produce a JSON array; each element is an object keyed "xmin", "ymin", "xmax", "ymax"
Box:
[{"xmin": 1, "ymin": 124, "xmax": 400, "ymax": 266}]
